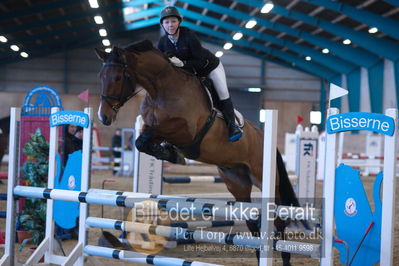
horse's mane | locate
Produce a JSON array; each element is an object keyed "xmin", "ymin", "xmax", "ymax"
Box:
[
  {"xmin": 124, "ymin": 40, "xmax": 155, "ymax": 53},
  {"xmin": 123, "ymin": 40, "xmax": 197, "ymax": 79},
  {"xmin": 122, "ymin": 40, "xmax": 170, "ymax": 62},
  {"xmin": 120, "ymin": 40, "xmax": 201, "ymax": 88},
  {"xmin": 104, "ymin": 40, "xmax": 162, "ymax": 65}
]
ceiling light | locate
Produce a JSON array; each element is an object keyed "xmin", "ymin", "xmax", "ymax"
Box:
[
  {"xmin": 88, "ymin": 0, "xmax": 99, "ymax": 8},
  {"xmin": 105, "ymin": 48, "xmax": 112, "ymax": 53},
  {"xmin": 10, "ymin": 45, "xmax": 19, "ymax": 51},
  {"xmin": 261, "ymin": 3, "xmax": 274, "ymax": 14},
  {"xmin": 245, "ymin": 20, "xmax": 257, "ymax": 29},
  {"xmin": 99, "ymin": 29, "xmax": 107, "ymax": 37},
  {"xmin": 223, "ymin": 42, "xmax": 233, "ymax": 50},
  {"xmin": 248, "ymin": 88, "xmax": 261, "ymax": 92},
  {"xmin": 215, "ymin": 51, "xmax": 223, "ymax": 57},
  {"xmin": 94, "ymin": 16, "xmax": 104, "ymax": 24},
  {"xmin": 0, "ymin": 36, "xmax": 7, "ymax": 43},
  {"xmin": 322, "ymin": 48, "xmax": 329, "ymax": 54},
  {"xmin": 20, "ymin": 52, "xmax": 29, "ymax": 58},
  {"xmin": 343, "ymin": 39, "xmax": 351, "ymax": 45},
  {"xmin": 368, "ymin": 27, "xmax": 378, "ymax": 34},
  {"xmin": 232, "ymin": 32, "xmax": 243, "ymax": 40},
  {"xmin": 102, "ymin": 39, "xmax": 111, "ymax": 46},
  {"xmin": 305, "ymin": 56, "xmax": 311, "ymax": 61}
]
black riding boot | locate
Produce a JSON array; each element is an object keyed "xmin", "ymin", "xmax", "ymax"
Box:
[{"xmin": 220, "ymin": 97, "xmax": 243, "ymax": 141}]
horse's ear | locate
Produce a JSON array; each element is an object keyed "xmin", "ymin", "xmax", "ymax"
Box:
[
  {"xmin": 95, "ymin": 48, "xmax": 107, "ymax": 61},
  {"xmin": 113, "ymin": 47, "xmax": 125, "ymax": 57}
]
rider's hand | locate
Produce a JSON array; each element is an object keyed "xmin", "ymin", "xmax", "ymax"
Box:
[{"xmin": 169, "ymin": 56, "xmax": 184, "ymax": 67}]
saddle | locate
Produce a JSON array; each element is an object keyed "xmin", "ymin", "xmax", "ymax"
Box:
[
  {"xmin": 174, "ymin": 77, "xmax": 244, "ymax": 160},
  {"xmin": 199, "ymin": 77, "xmax": 244, "ymax": 128}
]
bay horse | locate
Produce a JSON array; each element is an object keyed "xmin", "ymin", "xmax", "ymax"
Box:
[{"xmin": 95, "ymin": 40, "xmax": 298, "ymax": 266}]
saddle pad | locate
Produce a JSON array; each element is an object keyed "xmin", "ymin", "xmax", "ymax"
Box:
[
  {"xmin": 202, "ymin": 83, "xmax": 244, "ymax": 128},
  {"xmin": 215, "ymin": 109, "xmax": 245, "ymax": 128}
]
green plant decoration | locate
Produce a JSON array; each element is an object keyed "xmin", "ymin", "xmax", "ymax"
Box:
[{"xmin": 19, "ymin": 128, "xmax": 49, "ymax": 251}]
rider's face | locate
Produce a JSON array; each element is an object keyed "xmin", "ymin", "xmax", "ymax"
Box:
[{"xmin": 162, "ymin": 17, "xmax": 180, "ymax": 35}]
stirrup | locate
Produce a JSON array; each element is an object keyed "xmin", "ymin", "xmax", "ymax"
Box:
[{"xmin": 228, "ymin": 124, "xmax": 243, "ymax": 142}]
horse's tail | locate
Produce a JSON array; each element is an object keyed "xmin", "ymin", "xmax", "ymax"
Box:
[
  {"xmin": 276, "ymin": 149, "xmax": 299, "ymax": 207},
  {"xmin": 277, "ymin": 149, "xmax": 313, "ymax": 230}
]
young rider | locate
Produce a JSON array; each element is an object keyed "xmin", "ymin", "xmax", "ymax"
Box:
[{"xmin": 157, "ymin": 6, "xmax": 243, "ymax": 142}]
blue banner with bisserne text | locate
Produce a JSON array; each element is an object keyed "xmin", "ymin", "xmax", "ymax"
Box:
[
  {"xmin": 326, "ymin": 112, "xmax": 395, "ymax": 136},
  {"xmin": 50, "ymin": 111, "xmax": 89, "ymax": 128}
]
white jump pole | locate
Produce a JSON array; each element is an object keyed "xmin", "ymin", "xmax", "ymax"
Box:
[
  {"xmin": 0, "ymin": 108, "xmax": 20, "ymax": 266},
  {"xmin": 85, "ymin": 217, "xmax": 320, "ymax": 258},
  {"xmin": 13, "ymin": 186, "xmax": 260, "ymax": 221},
  {"xmin": 89, "ymin": 188, "xmax": 262, "ymax": 209},
  {"xmin": 84, "ymin": 245, "xmax": 222, "ymax": 266},
  {"xmin": 76, "ymin": 107, "xmax": 93, "ymax": 265},
  {"xmin": 260, "ymin": 110, "xmax": 278, "ymax": 266},
  {"xmin": 86, "ymin": 217, "xmax": 261, "ymax": 248},
  {"xmin": 380, "ymin": 108, "xmax": 397, "ymax": 266},
  {"xmin": 320, "ymin": 108, "xmax": 339, "ymax": 266},
  {"xmin": 42, "ymin": 107, "xmax": 60, "ymax": 264},
  {"xmin": 169, "ymin": 220, "xmax": 247, "ymax": 228}
]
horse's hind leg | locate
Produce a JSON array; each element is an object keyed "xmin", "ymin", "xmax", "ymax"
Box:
[
  {"xmin": 274, "ymin": 218, "xmax": 292, "ymax": 266},
  {"xmin": 219, "ymin": 163, "xmax": 293, "ymax": 266},
  {"xmin": 275, "ymin": 150, "xmax": 296, "ymax": 266},
  {"xmin": 218, "ymin": 166, "xmax": 262, "ymax": 261},
  {"xmin": 218, "ymin": 165, "xmax": 253, "ymax": 200},
  {"xmin": 217, "ymin": 165, "xmax": 257, "ymax": 223}
]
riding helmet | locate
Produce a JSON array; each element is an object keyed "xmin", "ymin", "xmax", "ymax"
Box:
[{"xmin": 160, "ymin": 6, "xmax": 182, "ymax": 23}]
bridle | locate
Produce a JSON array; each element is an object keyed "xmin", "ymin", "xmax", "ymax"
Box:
[
  {"xmin": 101, "ymin": 62, "xmax": 140, "ymax": 112},
  {"xmin": 101, "ymin": 55, "xmax": 171, "ymax": 112}
]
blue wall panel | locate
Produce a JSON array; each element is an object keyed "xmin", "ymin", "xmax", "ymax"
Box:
[
  {"xmin": 347, "ymin": 68, "xmax": 361, "ymax": 112},
  {"xmin": 368, "ymin": 61, "xmax": 384, "ymax": 114},
  {"xmin": 395, "ymin": 60, "xmax": 399, "ymax": 110},
  {"xmin": 330, "ymin": 75, "xmax": 342, "ymax": 110}
]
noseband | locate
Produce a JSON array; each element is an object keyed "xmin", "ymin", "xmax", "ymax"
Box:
[{"xmin": 101, "ymin": 62, "xmax": 140, "ymax": 112}]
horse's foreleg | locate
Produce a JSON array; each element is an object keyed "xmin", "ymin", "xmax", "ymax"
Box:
[{"xmin": 135, "ymin": 128, "xmax": 185, "ymax": 164}]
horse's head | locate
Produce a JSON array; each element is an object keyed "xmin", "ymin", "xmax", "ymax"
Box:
[
  {"xmin": 95, "ymin": 46, "xmax": 139, "ymax": 125},
  {"xmin": 95, "ymin": 40, "xmax": 170, "ymax": 125}
]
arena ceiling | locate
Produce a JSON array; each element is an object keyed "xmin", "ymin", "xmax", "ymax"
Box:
[{"xmin": 0, "ymin": 0, "xmax": 398, "ymax": 80}]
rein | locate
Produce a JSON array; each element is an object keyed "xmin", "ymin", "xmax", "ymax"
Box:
[{"xmin": 101, "ymin": 62, "xmax": 141, "ymax": 112}]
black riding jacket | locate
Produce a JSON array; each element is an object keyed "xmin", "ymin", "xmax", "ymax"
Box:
[{"xmin": 157, "ymin": 27, "xmax": 219, "ymax": 76}]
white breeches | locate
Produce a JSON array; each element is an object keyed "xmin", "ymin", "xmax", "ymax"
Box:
[{"xmin": 208, "ymin": 62, "xmax": 230, "ymax": 100}]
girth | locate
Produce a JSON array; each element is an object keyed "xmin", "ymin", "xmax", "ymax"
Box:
[{"xmin": 176, "ymin": 109, "xmax": 217, "ymax": 160}]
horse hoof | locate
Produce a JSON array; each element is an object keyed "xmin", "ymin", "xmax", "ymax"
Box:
[
  {"xmin": 168, "ymin": 147, "xmax": 186, "ymax": 165},
  {"xmin": 175, "ymin": 152, "xmax": 186, "ymax": 165}
]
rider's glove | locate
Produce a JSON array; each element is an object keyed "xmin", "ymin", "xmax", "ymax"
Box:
[{"xmin": 169, "ymin": 56, "xmax": 184, "ymax": 67}]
